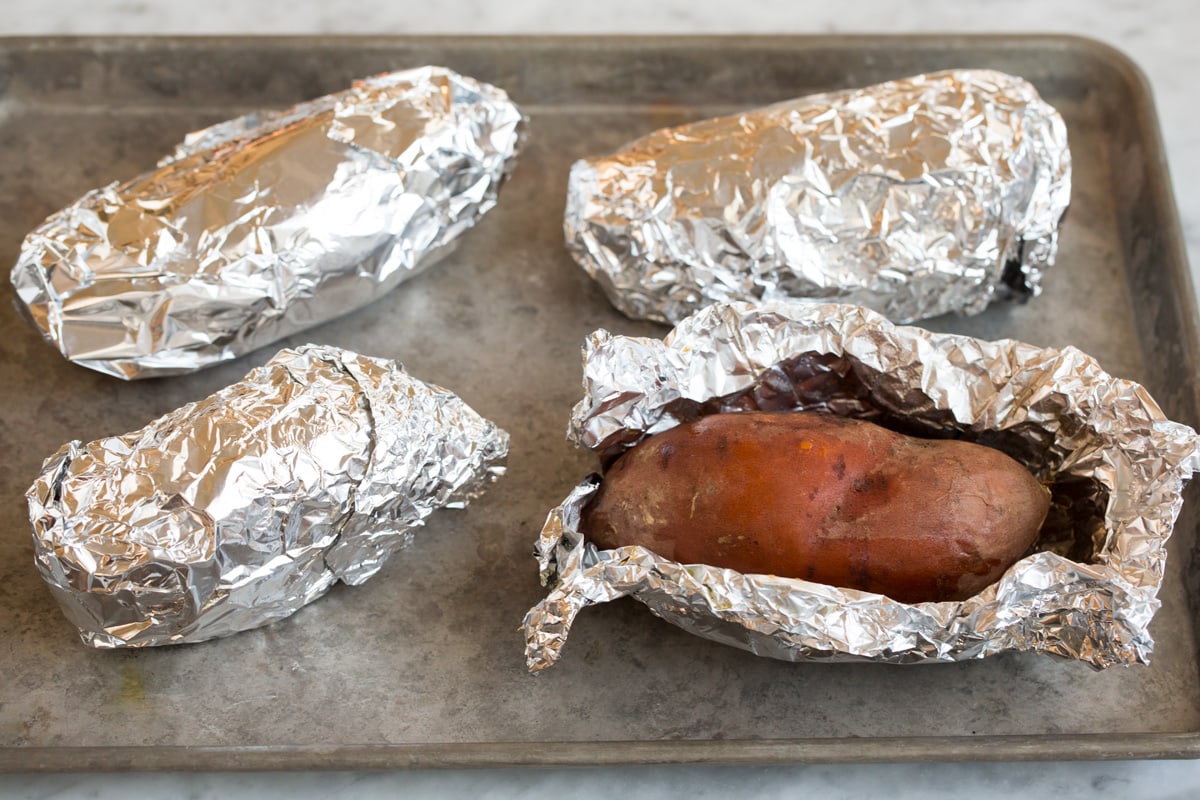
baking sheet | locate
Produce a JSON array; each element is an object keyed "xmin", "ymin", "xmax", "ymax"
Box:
[{"xmin": 1, "ymin": 35, "xmax": 1198, "ymax": 769}]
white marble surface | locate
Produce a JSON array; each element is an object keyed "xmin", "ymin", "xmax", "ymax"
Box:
[{"xmin": 4, "ymin": 0, "xmax": 1200, "ymax": 797}]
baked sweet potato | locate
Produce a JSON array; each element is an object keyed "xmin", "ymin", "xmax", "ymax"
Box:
[{"xmin": 581, "ymin": 411, "xmax": 1050, "ymax": 603}]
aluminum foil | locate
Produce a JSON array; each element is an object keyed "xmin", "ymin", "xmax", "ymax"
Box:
[
  {"xmin": 11, "ymin": 66, "xmax": 523, "ymax": 379},
  {"xmin": 565, "ymin": 69, "xmax": 1070, "ymax": 325},
  {"xmin": 523, "ymin": 302, "xmax": 1199, "ymax": 670},
  {"xmin": 27, "ymin": 344, "xmax": 508, "ymax": 648}
]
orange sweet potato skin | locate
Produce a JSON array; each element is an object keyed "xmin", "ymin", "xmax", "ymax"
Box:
[{"xmin": 581, "ymin": 412, "xmax": 1050, "ymax": 603}]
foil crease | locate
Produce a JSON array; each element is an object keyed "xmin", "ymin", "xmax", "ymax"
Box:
[
  {"xmin": 523, "ymin": 302, "xmax": 1199, "ymax": 670},
  {"xmin": 27, "ymin": 344, "xmax": 508, "ymax": 648},
  {"xmin": 11, "ymin": 66, "xmax": 524, "ymax": 379},
  {"xmin": 564, "ymin": 69, "xmax": 1070, "ymax": 325}
]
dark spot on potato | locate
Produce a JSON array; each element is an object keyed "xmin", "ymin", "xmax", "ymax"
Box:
[
  {"xmin": 658, "ymin": 442, "xmax": 675, "ymax": 469},
  {"xmin": 851, "ymin": 473, "xmax": 888, "ymax": 494},
  {"xmin": 847, "ymin": 558, "xmax": 872, "ymax": 589},
  {"xmin": 832, "ymin": 454, "xmax": 846, "ymax": 480},
  {"xmin": 955, "ymin": 538, "xmax": 1004, "ymax": 577}
]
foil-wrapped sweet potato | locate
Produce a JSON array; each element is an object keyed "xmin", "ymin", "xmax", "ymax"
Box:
[
  {"xmin": 11, "ymin": 67, "xmax": 524, "ymax": 379},
  {"xmin": 565, "ymin": 69, "xmax": 1070, "ymax": 325},
  {"xmin": 27, "ymin": 344, "xmax": 508, "ymax": 647}
]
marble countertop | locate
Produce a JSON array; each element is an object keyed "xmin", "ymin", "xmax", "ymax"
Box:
[{"xmin": 4, "ymin": 1, "xmax": 1200, "ymax": 797}]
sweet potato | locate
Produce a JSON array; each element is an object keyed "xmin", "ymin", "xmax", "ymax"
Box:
[{"xmin": 581, "ymin": 411, "xmax": 1049, "ymax": 603}]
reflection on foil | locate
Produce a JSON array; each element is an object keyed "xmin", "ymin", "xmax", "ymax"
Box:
[
  {"xmin": 11, "ymin": 66, "xmax": 524, "ymax": 379},
  {"xmin": 523, "ymin": 302, "xmax": 1198, "ymax": 670},
  {"xmin": 565, "ymin": 70, "xmax": 1070, "ymax": 324},
  {"xmin": 27, "ymin": 344, "xmax": 508, "ymax": 647}
]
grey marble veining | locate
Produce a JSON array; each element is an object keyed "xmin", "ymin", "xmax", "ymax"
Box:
[{"xmin": 3, "ymin": 1, "xmax": 1200, "ymax": 798}]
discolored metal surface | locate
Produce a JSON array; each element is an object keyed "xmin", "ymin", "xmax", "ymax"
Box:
[{"xmin": 0, "ymin": 35, "xmax": 1197, "ymax": 769}]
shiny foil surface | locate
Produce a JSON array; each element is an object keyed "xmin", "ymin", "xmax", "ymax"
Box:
[
  {"xmin": 27, "ymin": 344, "xmax": 508, "ymax": 647},
  {"xmin": 565, "ymin": 69, "xmax": 1070, "ymax": 325},
  {"xmin": 523, "ymin": 302, "xmax": 1198, "ymax": 670},
  {"xmin": 11, "ymin": 66, "xmax": 523, "ymax": 379}
]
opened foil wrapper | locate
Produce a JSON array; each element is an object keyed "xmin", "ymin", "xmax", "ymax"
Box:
[
  {"xmin": 27, "ymin": 344, "xmax": 508, "ymax": 648},
  {"xmin": 523, "ymin": 302, "xmax": 1199, "ymax": 670},
  {"xmin": 11, "ymin": 66, "xmax": 523, "ymax": 379},
  {"xmin": 565, "ymin": 69, "xmax": 1070, "ymax": 325}
]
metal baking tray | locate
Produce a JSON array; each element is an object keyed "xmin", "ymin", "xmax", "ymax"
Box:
[{"xmin": 1, "ymin": 35, "xmax": 1197, "ymax": 770}]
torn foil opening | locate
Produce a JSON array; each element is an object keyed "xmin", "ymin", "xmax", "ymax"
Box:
[{"xmin": 523, "ymin": 302, "xmax": 1198, "ymax": 670}]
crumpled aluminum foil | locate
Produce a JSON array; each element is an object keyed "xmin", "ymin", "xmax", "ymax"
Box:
[
  {"xmin": 565, "ymin": 69, "xmax": 1070, "ymax": 325},
  {"xmin": 523, "ymin": 302, "xmax": 1199, "ymax": 670},
  {"xmin": 11, "ymin": 66, "xmax": 523, "ymax": 379},
  {"xmin": 27, "ymin": 344, "xmax": 508, "ymax": 648}
]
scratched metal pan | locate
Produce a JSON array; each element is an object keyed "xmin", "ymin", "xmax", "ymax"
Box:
[{"xmin": 1, "ymin": 35, "xmax": 1197, "ymax": 770}]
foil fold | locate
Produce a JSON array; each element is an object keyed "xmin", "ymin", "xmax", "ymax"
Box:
[
  {"xmin": 565, "ymin": 69, "xmax": 1070, "ymax": 325},
  {"xmin": 523, "ymin": 302, "xmax": 1198, "ymax": 670},
  {"xmin": 11, "ymin": 66, "xmax": 524, "ymax": 379},
  {"xmin": 27, "ymin": 344, "xmax": 508, "ymax": 647}
]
